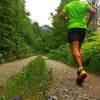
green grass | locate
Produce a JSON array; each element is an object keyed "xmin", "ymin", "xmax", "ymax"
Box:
[{"xmin": 0, "ymin": 56, "xmax": 53, "ymax": 100}]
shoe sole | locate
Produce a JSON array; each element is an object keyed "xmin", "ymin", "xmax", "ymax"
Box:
[{"xmin": 77, "ymin": 72, "xmax": 87, "ymax": 85}]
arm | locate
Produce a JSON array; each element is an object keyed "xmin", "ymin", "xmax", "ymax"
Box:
[
  {"xmin": 87, "ymin": 5, "xmax": 96, "ymax": 25},
  {"xmin": 59, "ymin": 11, "xmax": 68, "ymax": 22}
]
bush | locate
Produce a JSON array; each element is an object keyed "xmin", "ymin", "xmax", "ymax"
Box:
[
  {"xmin": 48, "ymin": 44, "xmax": 75, "ymax": 66},
  {"xmin": 83, "ymin": 35, "xmax": 100, "ymax": 73},
  {"xmin": 0, "ymin": 56, "xmax": 53, "ymax": 100}
]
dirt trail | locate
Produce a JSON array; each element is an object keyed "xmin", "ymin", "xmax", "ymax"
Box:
[
  {"xmin": 46, "ymin": 60, "xmax": 100, "ymax": 100},
  {"xmin": 0, "ymin": 56, "xmax": 36, "ymax": 85},
  {"xmin": 0, "ymin": 56, "xmax": 100, "ymax": 100}
]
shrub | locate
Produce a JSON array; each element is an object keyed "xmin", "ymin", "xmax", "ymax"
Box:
[{"xmin": 48, "ymin": 44, "xmax": 75, "ymax": 66}]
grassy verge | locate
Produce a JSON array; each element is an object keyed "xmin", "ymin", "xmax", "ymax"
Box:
[{"xmin": 0, "ymin": 56, "xmax": 53, "ymax": 100}]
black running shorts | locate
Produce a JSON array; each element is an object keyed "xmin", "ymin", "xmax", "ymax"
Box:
[{"xmin": 67, "ymin": 28, "xmax": 86, "ymax": 44}]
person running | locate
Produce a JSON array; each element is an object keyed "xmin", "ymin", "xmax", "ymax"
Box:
[{"xmin": 59, "ymin": 0, "xmax": 96, "ymax": 85}]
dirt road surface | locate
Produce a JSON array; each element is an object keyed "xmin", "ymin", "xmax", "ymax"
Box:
[
  {"xmin": 0, "ymin": 56, "xmax": 36, "ymax": 85},
  {"xmin": 46, "ymin": 60, "xmax": 100, "ymax": 100},
  {"xmin": 0, "ymin": 56, "xmax": 100, "ymax": 100}
]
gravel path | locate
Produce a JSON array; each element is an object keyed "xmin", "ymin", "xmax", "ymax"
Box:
[
  {"xmin": 46, "ymin": 60, "xmax": 100, "ymax": 100},
  {"xmin": 0, "ymin": 56, "xmax": 100, "ymax": 100},
  {"xmin": 0, "ymin": 56, "xmax": 36, "ymax": 86}
]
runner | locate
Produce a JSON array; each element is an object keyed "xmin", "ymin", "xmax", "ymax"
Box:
[{"xmin": 59, "ymin": 0, "xmax": 96, "ymax": 85}]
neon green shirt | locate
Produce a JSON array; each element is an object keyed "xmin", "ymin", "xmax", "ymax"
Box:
[{"xmin": 63, "ymin": 0, "xmax": 89, "ymax": 29}]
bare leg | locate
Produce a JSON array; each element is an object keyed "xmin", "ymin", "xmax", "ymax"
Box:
[
  {"xmin": 70, "ymin": 41, "xmax": 83, "ymax": 68},
  {"xmin": 79, "ymin": 48, "xmax": 83, "ymax": 64}
]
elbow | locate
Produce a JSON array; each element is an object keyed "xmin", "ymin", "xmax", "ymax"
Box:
[
  {"xmin": 59, "ymin": 11, "xmax": 65, "ymax": 19},
  {"xmin": 93, "ymin": 8, "xmax": 96, "ymax": 15},
  {"xmin": 92, "ymin": 7, "xmax": 96, "ymax": 15},
  {"xmin": 59, "ymin": 12, "xmax": 63, "ymax": 18},
  {"xmin": 88, "ymin": 6, "xmax": 96, "ymax": 16}
]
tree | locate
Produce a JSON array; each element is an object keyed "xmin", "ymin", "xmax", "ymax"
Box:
[{"xmin": 0, "ymin": 0, "xmax": 32, "ymax": 62}]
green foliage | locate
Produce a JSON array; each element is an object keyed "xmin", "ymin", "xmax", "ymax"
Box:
[
  {"xmin": 83, "ymin": 31, "xmax": 100, "ymax": 73},
  {"xmin": 0, "ymin": 56, "xmax": 53, "ymax": 100},
  {"xmin": 0, "ymin": 0, "xmax": 34, "ymax": 62},
  {"xmin": 48, "ymin": 44, "xmax": 74, "ymax": 66},
  {"xmin": 0, "ymin": 0, "xmax": 56, "ymax": 62},
  {"xmin": 38, "ymin": 26, "xmax": 54, "ymax": 53}
]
